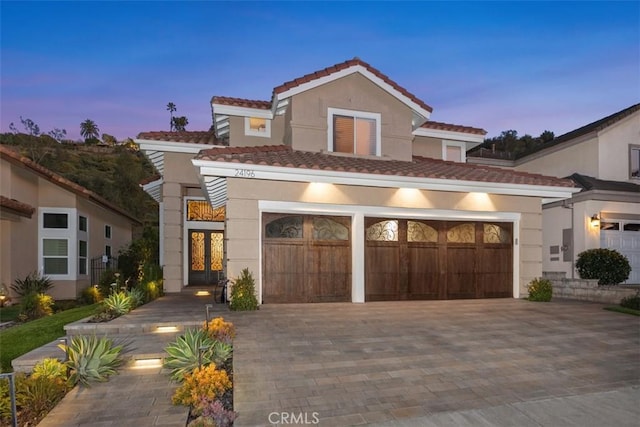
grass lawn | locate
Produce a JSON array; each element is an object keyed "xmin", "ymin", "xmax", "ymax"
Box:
[
  {"xmin": 0, "ymin": 305, "xmax": 21, "ymax": 322},
  {"xmin": 0, "ymin": 304, "xmax": 98, "ymax": 372},
  {"xmin": 604, "ymin": 306, "xmax": 640, "ymax": 316}
]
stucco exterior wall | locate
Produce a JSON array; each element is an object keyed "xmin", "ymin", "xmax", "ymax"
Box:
[
  {"xmin": 289, "ymin": 73, "xmax": 414, "ymax": 161},
  {"xmin": 597, "ymin": 112, "xmax": 640, "ymax": 181},
  {"xmin": 412, "ymin": 135, "xmax": 444, "ymax": 160},
  {"xmin": 515, "ymin": 136, "xmax": 599, "ymax": 178},
  {"xmin": 224, "ymin": 178, "xmax": 543, "ymax": 299}
]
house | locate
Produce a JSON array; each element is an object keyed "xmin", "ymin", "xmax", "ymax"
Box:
[
  {"xmin": 0, "ymin": 145, "xmax": 141, "ymax": 300},
  {"xmin": 469, "ymin": 104, "xmax": 640, "ymax": 284},
  {"xmin": 136, "ymin": 58, "xmax": 578, "ymax": 303}
]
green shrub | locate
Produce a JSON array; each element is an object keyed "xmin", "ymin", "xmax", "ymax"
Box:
[
  {"xmin": 59, "ymin": 335, "xmax": 123, "ymax": 386},
  {"xmin": 102, "ymin": 291, "xmax": 132, "ymax": 317},
  {"xmin": 80, "ymin": 286, "xmax": 103, "ymax": 304},
  {"xmin": 97, "ymin": 268, "xmax": 119, "ymax": 296},
  {"xmin": 1, "ymin": 373, "xmax": 68, "ymax": 426},
  {"xmin": 52, "ymin": 299, "xmax": 78, "ymax": 312},
  {"xmin": 620, "ymin": 292, "xmax": 640, "ymax": 310},
  {"xmin": 576, "ymin": 248, "xmax": 631, "ymax": 285},
  {"xmin": 137, "ymin": 280, "xmax": 162, "ymax": 303},
  {"xmin": 10, "ymin": 271, "xmax": 53, "ymax": 297},
  {"xmin": 31, "ymin": 358, "xmax": 67, "ymax": 381},
  {"xmin": 18, "ymin": 375, "xmax": 68, "ymax": 425},
  {"xmin": 20, "ymin": 293, "xmax": 54, "ymax": 320},
  {"xmin": 527, "ymin": 278, "xmax": 553, "ymax": 302},
  {"xmin": 164, "ymin": 329, "xmax": 232, "ymax": 382},
  {"xmin": 229, "ymin": 268, "xmax": 258, "ymax": 311}
]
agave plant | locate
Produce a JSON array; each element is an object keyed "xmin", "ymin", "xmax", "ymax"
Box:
[
  {"xmin": 164, "ymin": 329, "xmax": 232, "ymax": 382},
  {"xmin": 127, "ymin": 287, "xmax": 146, "ymax": 308},
  {"xmin": 58, "ymin": 335, "xmax": 123, "ymax": 386},
  {"xmin": 102, "ymin": 291, "xmax": 133, "ymax": 316}
]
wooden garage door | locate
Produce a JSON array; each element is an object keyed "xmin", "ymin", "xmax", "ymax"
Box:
[
  {"xmin": 262, "ymin": 214, "xmax": 351, "ymax": 303},
  {"xmin": 366, "ymin": 219, "xmax": 512, "ymax": 301}
]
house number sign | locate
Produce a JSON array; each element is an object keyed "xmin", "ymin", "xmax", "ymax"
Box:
[{"xmin": 234, "ymin": 169, "xmax": 256, "ymax": 178}]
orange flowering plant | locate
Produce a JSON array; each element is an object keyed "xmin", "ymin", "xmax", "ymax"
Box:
[
  {"xmin": 203, "ymin": 317, "xmax": 236, "ymax": 344},
  {"xmin": 172, "ymin": 364, "xmax": 232, "ymax": 407}
]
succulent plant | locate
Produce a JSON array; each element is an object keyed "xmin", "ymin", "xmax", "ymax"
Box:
[
  {"xmin": 127, "ymin": 287, "xmax": 146, "ymax": 308},
  {"xmin": 164, "ymin": 329, "xmax": 232, "ymax": 382},
  {"xmin": 59, "ymin": 335, "xmax": 123, "ymax": 386},
  {"xmin": 102, "ymin": 291, "xmax": 132, "ymax": 316}
]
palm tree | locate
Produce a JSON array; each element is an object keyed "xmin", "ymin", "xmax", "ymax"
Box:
[
  {"xmin": 80, "ymin": 119, "xmax": 100, "ymax": 143},
  {"xmin": 172, "ymin": 116, "xmax": 188, "ymax": 132},
  {"xmin": 167, "ymin": 102, "xmax": 177, "ymax": 131}
]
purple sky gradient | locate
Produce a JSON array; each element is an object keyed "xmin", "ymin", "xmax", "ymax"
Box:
[{"xmin": 1, "ymin": 1, "xmax": 638, "ymax": 142}]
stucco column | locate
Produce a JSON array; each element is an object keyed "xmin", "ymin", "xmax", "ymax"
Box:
[
  {"xmin": 162, "ymin": 182, "xmax": 183, "ymax": 292},
  {"xmin": 352, "ymin": 213, "xmax": 365, "ymax": 303}
]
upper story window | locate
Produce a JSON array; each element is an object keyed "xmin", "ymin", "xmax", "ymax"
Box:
[
  {"xmin": 105, "ymin": 225, "xmax": 112, "ymax": 239},
  {"xmin": 442, "ymin": 141, "xmax": 466, "ymax": 163},
  {"xmin": 79, "ymin": 215, "xmax": 87, "ymax": 232},
  {"xmin": 328, "ymin": 107, "xmax": 381, "ymax": 156},
  {"xmin": 244, "ymin": 117, "xmax": 271, "ymax": 138},
  {"xmin": 630, "ymin": 145, "xmax": 639, "ymax": 180},
  {"xmin": 43, "ymin": 213, "xmax": 68, "ymax": 229}
]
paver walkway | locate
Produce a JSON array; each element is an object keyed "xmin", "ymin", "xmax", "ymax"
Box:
[{"xmin": 17, "ymin": 296, "xmax": 640, "ymax": 426}]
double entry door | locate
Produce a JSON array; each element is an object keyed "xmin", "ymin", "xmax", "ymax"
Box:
[{"xmin": 188, "ymin": 229, "xmax": 224, "ymax": 286}]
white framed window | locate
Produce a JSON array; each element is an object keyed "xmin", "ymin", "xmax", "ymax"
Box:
[
  {"xmin": 39, "ymin": 208, "xmax": 76, "ymax": 280},
  {"xmin": 630, "ymin": 145, "xmax": 639, "ymax": 180},
  {"xmin": 442, "ymin": 141, "xmax": 466, "ymax": 163},
  {"xmin": 105, "ymin": 245, "xmax": 112, "ymax": 258},
  {"xmin": 327, "ymin": 107, "xmax": 381, "ymax": 156},
  {"xmin": 79, "ymin": 215, "xmax": 87, "ymax": 232},
  {"xmin": 244, "ymin": 117, "xmax": 271, "ymax": 138},
  {"xmin": 105, "ymin": 225, "xmax": 112, "ymax": 239}
]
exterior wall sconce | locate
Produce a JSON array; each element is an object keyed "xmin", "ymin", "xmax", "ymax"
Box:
[{"xmin": 590, "ymin": 214, "xmax": 600, "ymax": 229}]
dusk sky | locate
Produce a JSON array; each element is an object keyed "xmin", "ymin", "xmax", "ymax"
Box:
[{"xmin": 1, "ymin": 1, "xmax": 638, "ymax": 142}]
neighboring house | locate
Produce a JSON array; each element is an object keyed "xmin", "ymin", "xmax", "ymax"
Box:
[
  {"xmin": 0, "ymin": 145, "xmax": 141, "ymax": 300},
  {"xmin": 469, "ymin": 103, "xmax": 640, "ymax": 284},
  {"xmin": 136, "ymin": 58, "xmax": 578, "ymax": 303}
]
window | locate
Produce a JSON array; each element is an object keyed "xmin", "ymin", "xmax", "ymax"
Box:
[
  {"xmin": 43, "ymin": 239, "xmax": 68, "ymax": 274},
  {"xmin": 105, "ymin": 245, "xmax": 112, "ymax": 257},
  {"xmin": 630, "ymin": 145, "xmax": 639, "ymax": 179},
  {"xmin": 79, "ymin": 216, "xmax": 87, "ymax": 232},
  {"xmin": 105, "ymin": 225, "xmax": 112, "ymax": 239},
  {"xmin": 43, "ymin": 213, "xmax": 68, "ymax": 229},
  {"xmin": 443, "ymin": 141, "xmax": 466, "ymax": 163},
  {"xmin": 328, "ymin": 108, "xmax": 381, "ymax": 156},
  {"xmin": 244, "ymin": 117, "xmax": 271, "ymax": 137},
  {"xmin": 78, "ymin": 240, "xmax": 87, "ymax": 275}
]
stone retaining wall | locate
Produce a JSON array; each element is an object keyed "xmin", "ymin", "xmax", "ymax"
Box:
[{"xmin": 543, "ymin": 272, "xmax": 638, "ymax": 304}]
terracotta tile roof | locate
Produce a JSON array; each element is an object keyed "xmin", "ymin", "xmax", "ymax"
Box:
[
  {"xmin": 140, "ymin": 173, "xmax": 162, "ymax": 186},
  {"xmin": 136, "ymin": 131, "xmax": 225, "ymax": 145},
  {"xmin": 0, "ymin": 195, "xmax": 35, "ymax": 218},
  {"xmin": 420, "ymin": 120, "xmax": 487, "ymax": 135},
  {"xmin": 211, "ymin": 96, "xmax": 271, "ymax": 110},
  {"xmin": 272, "ymin": 58, "xmax": 434, "ymax": 114},
  {"xmin": 0, "ymin": 145, "xmax": 141, "ymax": 223},
  {"xmin": 569, "ymin": 173, "xmax": 640, "ymax": 193},
  {"xmin": 196, "ymin": 145, "xmax": 575, "ymax": 188}
]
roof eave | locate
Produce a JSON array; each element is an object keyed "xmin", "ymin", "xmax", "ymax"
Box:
[{"xmin": 192, "ymin": 158, "xmax": 579, "ymax": 200}]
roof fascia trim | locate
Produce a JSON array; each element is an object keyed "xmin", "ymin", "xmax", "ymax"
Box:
[
  {"xmin": 413, "ymin": 127, "xmax": 485, "ymax": 143},
  {"xmin": 134, "ymin": 139, "xmax": 209, "ymax": 153},
  {"xmin": 192, "ymin": 159, "xmax": 580, "ymax": 199}
]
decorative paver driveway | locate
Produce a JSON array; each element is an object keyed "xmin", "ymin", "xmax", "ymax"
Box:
[{"xmin": 227, "ymin": 299, "xmax": 640, "ymax": 426}]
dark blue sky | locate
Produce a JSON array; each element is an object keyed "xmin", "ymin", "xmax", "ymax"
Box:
[{"xmin": 1, "ymin": 1, "xmax": 638, "ymax": 141}]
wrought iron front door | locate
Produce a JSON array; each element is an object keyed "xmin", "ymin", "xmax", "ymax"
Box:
[{"xmin": 188, "ymin": 230, "xmax": 224, "ymax": 286}]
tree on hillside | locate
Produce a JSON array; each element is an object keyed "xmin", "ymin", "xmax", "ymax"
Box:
[
  {"xmin": 167, "ymin": 102, "xmax": 177, "ymax": 131},
  {"xmin": 171, "ymin": 116, "xmax": 188, "ymax": 132},
  {"xmin": 481, "ymin": 129, "xmax": 556, "ymax": 158},
  {"xmin": 102, "ymin": 133, "xmax": 117, "ymax": 146},
  {"xmin": 80, "ymin": 119, "xmax": 100, "ymax": 143},
  {"xmin": 9, "ymin": 116, "xmax": 41, "ymax": 136},
  {"xmin": 48, "ymin": 128, "xmax": 67, "ymax": 143}
]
